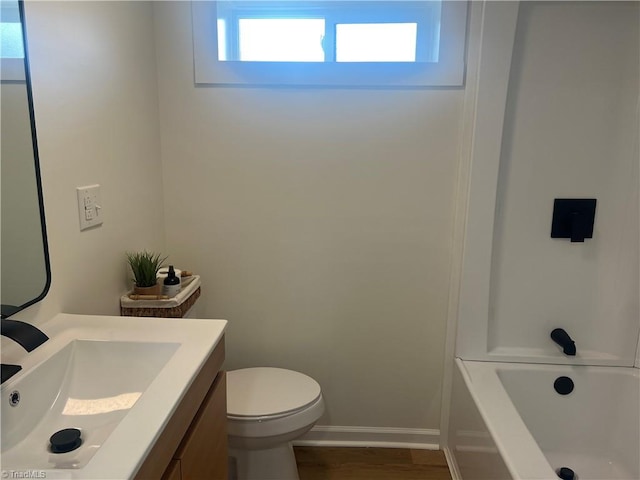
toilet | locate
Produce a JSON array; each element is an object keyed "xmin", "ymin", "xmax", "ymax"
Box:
[{"xmin": 226, "ymin": 367, "xmax": 325, "ymax": 480}]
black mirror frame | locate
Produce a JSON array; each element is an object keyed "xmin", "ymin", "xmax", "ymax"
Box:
[{"xmin": 1, "ymin": 0, "xmax": 52, "ymax": 318}]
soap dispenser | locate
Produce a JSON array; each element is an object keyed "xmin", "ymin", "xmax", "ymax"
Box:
[{"xmin": 163, "ymin": 265, "xmax": 181, "ymax": 297}]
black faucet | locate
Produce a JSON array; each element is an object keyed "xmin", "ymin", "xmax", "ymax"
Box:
[
  {"xmin": 1, "ymin": 318, "xmax": 49, "ymax": 352},
  {"xmin": 550, "ymin": 328, "xmax": 576, "ymax": 356},
  {"xmin": 1, "ymin": 364, "xmax": 22, "ymax": 383}
]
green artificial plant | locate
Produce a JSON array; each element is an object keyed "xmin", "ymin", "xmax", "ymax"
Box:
[{"xmin": 126, "ymin": 251, "xmax": 167, "ymax": 288}]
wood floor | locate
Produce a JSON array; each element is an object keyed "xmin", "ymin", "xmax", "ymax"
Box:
[{"xmin": 294, "ymin": 447, "xmax": 452, "ymax": 480}]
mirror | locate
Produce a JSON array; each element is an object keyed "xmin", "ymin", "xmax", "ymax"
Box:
[{"xmin": 1, "ymin": 0, "xmax": 50, "ymax": 318}]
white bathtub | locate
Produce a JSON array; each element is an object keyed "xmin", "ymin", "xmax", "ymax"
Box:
[{"xmin": 448, "ymin": 359, "xmax": 640, "ymax": 480}]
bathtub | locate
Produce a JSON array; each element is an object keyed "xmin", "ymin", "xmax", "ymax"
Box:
[{"xmin": 448, "ymin": 359, "xmax": 640, "ymax": 480}]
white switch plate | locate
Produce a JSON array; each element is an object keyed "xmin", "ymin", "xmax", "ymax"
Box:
[{"xmin": 77, "ymin": 184, "xmax": 103, "ymax": 231}]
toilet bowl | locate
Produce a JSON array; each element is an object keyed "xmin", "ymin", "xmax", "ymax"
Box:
[{"xmin": 227, "ymin": 367, "xmax": 324, "ymax": 480}]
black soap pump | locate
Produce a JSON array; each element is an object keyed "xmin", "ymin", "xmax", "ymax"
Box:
[{"xmin": 163, "ymin": 265, "xmax": 180, "ymax": 297}]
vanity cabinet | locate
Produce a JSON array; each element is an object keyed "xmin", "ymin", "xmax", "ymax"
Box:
[{"xmin": 134, "ymin": 336, "xmax": 227, "ymax": 480}]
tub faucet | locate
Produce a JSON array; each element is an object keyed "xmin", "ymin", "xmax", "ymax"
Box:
[
  {"xmin": 550, "ymin": 328, "xmax": 576, "ymax": 356},
  {"xmin": 1, "ymin": 318, "xmax": 49, "ymax": 352}
]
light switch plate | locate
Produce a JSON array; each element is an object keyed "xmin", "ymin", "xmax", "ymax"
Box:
[{"xmin": 77, "ymin": 184, "xmax": 103, "ymax": 231}]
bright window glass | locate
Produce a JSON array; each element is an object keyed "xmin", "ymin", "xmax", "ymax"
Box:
[
  {"xmin": 1, "ymin": 0, "xmax": 25, "ymax": 80},
  {"xmin": 336, "ymin": 23, "xmax": 417, "ymax": 62},
  {"xmin": 0, "ymin": 22, "xmax": 23, "ymax": 58},
  {"xmin": 238, "ymin": 18, "xmax": 325, "ymax": 62},
  {"xmin": 217, "ymin": 19, "xmax": 227, "ymax": 61},
  {"xmin": 1, "ymin": 0, "xmax": 23, "ymax": 59}
]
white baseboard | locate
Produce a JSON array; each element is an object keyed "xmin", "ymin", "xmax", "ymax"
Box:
[
  {"xmin": 293, "ymin": 425, "xmax": 440, "ymax": 450},
  {"xmin": 443, "ymin": 445, "xmax": 462, "ymax": 480}
]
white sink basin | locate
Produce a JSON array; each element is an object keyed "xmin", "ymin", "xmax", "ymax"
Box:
[
  {"xmin": 0, "ymin": 313, "xmax": 227, "ymax": 479},
  {"xmin": 2, "ymin": 340, "xmax": 179, "ymax": 468}
]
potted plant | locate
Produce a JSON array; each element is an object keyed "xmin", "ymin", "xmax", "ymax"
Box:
[{"xmin": 126, "ymin": 251, "xmax": 167, "ymax": 295}]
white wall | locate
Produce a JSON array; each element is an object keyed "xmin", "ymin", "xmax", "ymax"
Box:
[
  {"xmin": 488, "ymin": 2, "xmax": 639, "ymax": 362},
  {"xmin": 7, "ymin": 1, "xmax": 164, "ymax": 328},
  {"xmin": 154, "ymin": 2, "xmax": 463, "ymax": 431}
]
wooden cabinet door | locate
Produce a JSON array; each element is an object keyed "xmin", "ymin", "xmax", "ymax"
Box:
[
  {"xmin": 161, "ymin": 459, "xmax": 181, "ymax": 480},
  {"xmin": 175, "ymin": 372, "xmax": 228, "ymax": 480}
]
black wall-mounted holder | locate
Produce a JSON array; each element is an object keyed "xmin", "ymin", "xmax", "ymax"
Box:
[{"xmin": 551, "ymin": 198, "xmax": 597, "ymax": 243}]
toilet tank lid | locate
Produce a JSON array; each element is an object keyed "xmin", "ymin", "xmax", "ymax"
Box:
[{"xmin": 227, "ymin": 367, "xmax": 322, "ymax": 417}]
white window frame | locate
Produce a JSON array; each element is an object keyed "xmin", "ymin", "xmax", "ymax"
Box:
[{"xmin": 192, "ymin": 0, "xmax": 468, "ymax": 87}]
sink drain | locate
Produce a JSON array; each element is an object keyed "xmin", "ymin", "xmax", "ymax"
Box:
[
  {"xmin": 50, "ymin": 428, "xmax": 82, "ymax": 454},
  {"xmin": 8, "ymin": 390, "xmax": 20, "ymax": 407},
  {"xmin": 557, "ymin": 467, "xmax": 576, "ymax": 480}
]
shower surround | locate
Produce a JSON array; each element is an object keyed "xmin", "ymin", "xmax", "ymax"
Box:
[{"xmin": 446, "ymin": 2, "xmax": 639, "ymax": 479}]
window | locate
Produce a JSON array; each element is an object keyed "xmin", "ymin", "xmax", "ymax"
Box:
[
  {"xmin": 192, "ymin": 1, "xmax": 468, "ymax": 87},
  {"xmin": 216, "ymin": 1, "xmax": 441, "ymax": 63},
  {"xmin": 335, "ymin": 23, "xmax": 419, "ymax": 62},
  {"xmin": 1, "ymin": 0, "xmax": 25, "ymax": 81},
  {"xmin": 236, "ymin": 18, "xmax": 326, "ymax": 61}
]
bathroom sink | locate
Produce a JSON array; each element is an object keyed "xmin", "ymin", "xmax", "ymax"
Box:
[
  {"xmin": 0, "ymin": 313, "xmax": 227, "ymax": 479},
  {"xmin": 2, "ymin": 340, "xmax": 179, "ymax": 469}
]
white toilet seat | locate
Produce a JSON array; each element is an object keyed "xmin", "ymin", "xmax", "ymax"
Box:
[
  {"xmin": 227, "ymin": 367, "xmax": 322, "ymax": 419},
  {"xmin": 227, "ymin": 394, "xmax": 325, "ymax": 440},
  {"xmin": 226, "ymin": 367, "xmax": 325, "ymax": 480},
  {"xmin": 228, "ymin": 398, "xmax": 320, "ymax": 422}
]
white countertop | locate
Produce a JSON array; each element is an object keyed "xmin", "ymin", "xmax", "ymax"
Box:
[{"xmin": 0, "ymin": 313, "xmax": 227, "ymax": 479}]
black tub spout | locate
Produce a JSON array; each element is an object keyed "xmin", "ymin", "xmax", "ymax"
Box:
[{"xmin": 551, "ymin": 328, "xmax": 576, "ymax": 356}]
